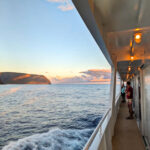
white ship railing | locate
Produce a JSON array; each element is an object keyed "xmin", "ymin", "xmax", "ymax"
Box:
[{"xmin": 83, "ymin": 95, "xmax": 121, "ymax": 150}]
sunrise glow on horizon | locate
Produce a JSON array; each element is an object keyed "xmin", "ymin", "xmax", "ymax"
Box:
[{"xmin": 0, "ymin": 0, "xmax": 111, "ymax": 84}]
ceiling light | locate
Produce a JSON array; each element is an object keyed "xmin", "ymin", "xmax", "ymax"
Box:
[
  {"xmin": 131, "ymin": 56, "xmax": 134, "ymax": 61},
  {"xmin": 128, "ymin": 66, "xmax": 131, "ymax": 71},
  {"xmin": 135, "ymin": 34, "xmax": 141, "ymax": 39},
  {"xmin": 134, "ymin": 33, "xmax": 142, "ymax": 43}
]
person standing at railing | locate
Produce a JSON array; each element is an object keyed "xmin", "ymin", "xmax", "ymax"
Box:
[
  {"xmin": 121, "ymin": 83, "xmax": 126, "ymax": 103},
  {"xmin": 126, "ymin": 81, "xmax": 134, "ymax": 119}
]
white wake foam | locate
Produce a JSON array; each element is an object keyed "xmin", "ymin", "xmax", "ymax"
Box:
[{"xmin": 2, "ymin": 128, "xmax": 93, "ymax": 150}]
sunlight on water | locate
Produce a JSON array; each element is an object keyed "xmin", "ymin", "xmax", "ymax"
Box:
[{"xmin": 0, "ymin": 87, "xmax": 22, "ymax": 97}]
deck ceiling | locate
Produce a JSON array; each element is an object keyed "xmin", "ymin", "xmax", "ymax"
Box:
[{"xmin": 73, "ymin": 0, "xmax": 150, "ymax": 80}]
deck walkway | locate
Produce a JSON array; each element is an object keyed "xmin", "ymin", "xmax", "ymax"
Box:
[{"xmin": 112, "ymin": 102, "xmax": 145, "ymax": 150}]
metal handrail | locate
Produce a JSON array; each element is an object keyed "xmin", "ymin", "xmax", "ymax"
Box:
[
  {"xmin": 83, "ymin": 108, "xmax": 112, "ymax": 150},
  {"xmin": 83, "ymin": 95, "xmax": 121, "ymax": 150}
]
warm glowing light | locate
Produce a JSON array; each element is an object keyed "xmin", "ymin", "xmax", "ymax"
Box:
[
  {"xmin": 138, "ymin": 67, "xmax": 141, "ymax": 71},
  {"xmin": 128, "ymin": 66, "xmax": 131, "ymax": 71},
  {"xmin": 135, "ymin": 28, "xmax": 140, "ymax": 31},
  {"xmin": 135, "ymin": 34, "xmax": 141, "ymax": 39},
  {"xmin": 131, "ymin": 56, "xmax": 134, "ymax": 61},
  {"xmin": 130, "ymin": 40, "xmax": 133, "ymax": 47},
  {"xmin": 134, "ymin": 33, "xmax": 142, "ymax": 43},
  {"xmin": 126, "ymin": 74, "xmax": 129, "ymax": 79}
]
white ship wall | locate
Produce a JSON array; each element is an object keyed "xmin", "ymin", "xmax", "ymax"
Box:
[{"xmin": 143, "ymin": 65, "xmax": 150, "ymax": 145}]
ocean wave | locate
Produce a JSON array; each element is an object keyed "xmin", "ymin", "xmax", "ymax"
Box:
[{"xmin": 2, "ymin": 128, "xmax": 93, "ymax": 150}]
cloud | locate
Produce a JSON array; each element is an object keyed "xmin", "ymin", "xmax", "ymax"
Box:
[
  {"xmin": 47, "ymin": 0, "xmax": 74, "ymax": 11},
  {"xmin": 51, "ymin": 76, "xmax": 86, "ymax": 84},
  {"xmin": 51, "ymin": 69, "xmax": 111, "ymax": 84},
  {"xmin": 80, "ymin": 69, "xmax": 111, "ymax": 79},
  {"xmin": 58, "ymin": 4, "xmax": 74, "ymax": 11}
]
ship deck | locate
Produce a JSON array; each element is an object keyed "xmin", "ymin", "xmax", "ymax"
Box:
[{"xmin": 112, "ymin": 102, "xmax": 145, "ymax": 150}]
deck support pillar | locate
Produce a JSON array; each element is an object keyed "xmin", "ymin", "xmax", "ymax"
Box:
[
  {"xmin": 109, "ymin": 56, "xmax": 117, "ymax": 143},
  {"xmin": 102, "ymin": 61, "xmax": 117, "ymax": 150},
  {"xmin": 110, "ymin": 66, "xmax": 117, "ymax": 114}
]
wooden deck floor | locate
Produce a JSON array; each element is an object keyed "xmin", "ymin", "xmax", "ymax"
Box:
[{"xmin": 112, "ymin": 102, "xmax": 145, "ymax": 150}]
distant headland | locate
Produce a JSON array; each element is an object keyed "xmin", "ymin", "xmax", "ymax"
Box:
[{"xmin": 0, "ymin": 72, "xmax": 51, "ymax": 84}]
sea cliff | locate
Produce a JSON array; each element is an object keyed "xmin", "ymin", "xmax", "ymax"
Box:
[{"xmin": 0, "ymin": 72, "xmax": 51, "ymax": 84}]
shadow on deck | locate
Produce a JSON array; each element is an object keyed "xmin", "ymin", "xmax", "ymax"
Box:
[{"xmin": 112, "ymin": 102, "xmax": 145, "ymax": 150}]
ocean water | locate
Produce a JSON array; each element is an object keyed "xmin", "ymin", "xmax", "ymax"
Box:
[{"xmin": 0, "ymin": 84, "xmax": 111, "ymax": 150}]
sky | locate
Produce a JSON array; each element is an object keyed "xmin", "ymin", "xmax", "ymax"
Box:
[{"xmin": 0, "ymin": 0, "xmax": 111, "ymax": 84}]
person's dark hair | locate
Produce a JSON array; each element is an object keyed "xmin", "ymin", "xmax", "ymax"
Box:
[{"xmin": 127, "ymin": 81, "xmax": 131, "ymax": 85}]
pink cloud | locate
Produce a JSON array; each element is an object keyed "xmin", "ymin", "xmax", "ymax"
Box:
[
  {"xmin": 47, "ymin": 0, "xmax": 74, "ymax": 11},
  {"xmin": 80, "ymin": 69, "xmax": 111, "ymax": 78},
  {"xmin": 58, "ymin": 4, "xmax": 74, "ymax": 11},
  {"xmin": 51, "ymin": 69, "xmax": 111, "ymax": 84},
  {"xmin": 51, "ymin": 76, "xmax": 86, "ymax": 84}
]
